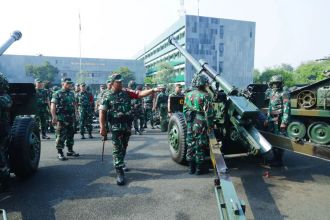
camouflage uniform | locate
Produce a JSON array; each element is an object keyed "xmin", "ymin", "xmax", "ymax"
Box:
[
  {"xmin": 184, "ymin": 75, "xmax": 214, "ymax": 174},
  {"xmin": 35, "ymin": 80, "xmax": 50, "ymax": 138},
  {"xmin": 129, "ymin": 81, "xmax": 144, "ymax": 134},
  {"xmin": 51, "ymin": 78, "xmax": 78, "ymax": 158},
  {"xmin": 143, "ymin": 90, "xmax": 154, "ymax": 128},
  {"xmin": 76, "ymin": 86, "xmax": 93, "ymax": 138},
  {"xmin": 155, "ymin": 88, "xmax": 169, "ymax": 132},
  {"xmin": 99, "ymin": 85, "xmax": 139, "ymax": 169},
  {"xmin": 0, "ymin": 73, "xmax": 12, "ymax": 189},
  {"xmin": 266, "ymin": 75, "xmax": 290, "ymax": 166}
]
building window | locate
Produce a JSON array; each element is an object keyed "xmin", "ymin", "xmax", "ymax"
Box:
[
  {"xmin": 220, "ymin": 25, "xmax": 224, "ymax": 39},
  {"xmin": 219, "ymin": 61, "xmax": 223, "ymax": 73},
  {"xmin": 219, "ymin": 43, "xmax": 224, "ymax": 57}
]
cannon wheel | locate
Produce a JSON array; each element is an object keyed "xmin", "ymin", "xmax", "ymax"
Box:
[
  {"xmin": 9, "ymin": 117, "xmax": 41, "ymax": 178},
  {"xmin": 168, "ymin": 113, "xmax": 187, "ymax": 164}
]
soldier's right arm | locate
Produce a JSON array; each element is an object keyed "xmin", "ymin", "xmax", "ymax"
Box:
[
  {"xmin": 50, "ymin": 92, "xmax": 57, "ymax": 124},
  {"xmin": 98, "ymin": 96, "xmax": 109, "ymax": 137}
]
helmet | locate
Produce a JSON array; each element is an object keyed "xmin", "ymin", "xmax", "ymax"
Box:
[
  {"xmin": 194, "ymin": 75, "xmax": 209, "ymax": 87},
  {"xmin": 269, "ymin": 75, "xmax": 283, "ymax": 84},
  {"xmin": 0, "ymin": 72, "xmax": 9, "ymax": 92},
  {"xmin": 128, "ymin": 80, "xmax": 137, "ymax": 89}
]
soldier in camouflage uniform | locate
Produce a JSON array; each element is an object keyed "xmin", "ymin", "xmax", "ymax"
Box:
[
  {"xmin": 0, "ymin": 73, "xmax": 12, "ymax": 190},
  {"xmin": 99, "ymin": 74, "xmax": 160, "ymax": 185},
  {"xmin": 265, "ymin": 75, "xmax": 290, "ymax": 166},
  {"xmin": 168, "ymin": 83, "xmax": 184, "ymax": 116},
  {"xmin": 51, "ymin": 78, "xmax": 79, "ymax": 161},
  {"xmin": 128, "ymin": 80, "xmax": 144, "ymax": 135},
  {"xmin": 76, "ymin": 83, "xmax": 93, "ymax": 139},
  {"xmin": 143, "ymin": 84, "xmax": 155, "ymax": 129},
  {"xmin": 154, "ymin": 85, "xmax": 169, "ymax": 132},
  {"xmin": 73, "ymin": 83, "xmax": 80, "ymax": 133},
  {"xmin": 184, "ymin": 75, "xmax": 214, "ymax": 175},
  {"xmin": 35, "ymin": 78, "xmax": 51, "ymax": 139}
]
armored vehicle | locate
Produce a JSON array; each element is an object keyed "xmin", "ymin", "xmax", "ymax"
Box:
[
  {"xmin": 286, "ymin": 78, "xmax": 330, "ymax": 145},
  {"xmin": 0, "ymin": 31, "xmax": 41, "ymax": 190}
]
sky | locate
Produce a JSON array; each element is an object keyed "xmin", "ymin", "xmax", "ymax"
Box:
[{"xmin": 1, "ymin": 0, "xmax": 330, "ymax": 71}]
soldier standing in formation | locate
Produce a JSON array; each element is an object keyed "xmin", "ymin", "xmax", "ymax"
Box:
[
  {"xmin": 99, "ymin": 74, "xmax": 160, "ymax": 185},
  {"xmin": 0, "ymin": 73, "xmax": 12, "ymax": 190},
  {"xmin": 128, "ymin": 80, "xmax": 144, "ymax": 135},
  {"xmin": 51, "ymin": 78, "xmax": 80, "ymax": 161},
  {"xmin": 265, "ymin": 75, "xmax": 290, "ymax": 166},
  {"xmin": 143, "ymin": 84, "xmax": 155, "ymax": 129},
  {"xmin": 184, "ymin": 75, "xmax": 214, "ymax": 175},
  {"xmin": 168, "ymin": 83, "xmax": 184, "ymax": 116},
  {"xmin": 154, "ymin": 85, "xmax": 169, "ymax": 132},
  {"xmin": 35, "ymin": 78, "xmax": 51, "ymax": 139},
  {"xmin": 76, "ymin": 83, "xmax": 94, "ymax": 139}
]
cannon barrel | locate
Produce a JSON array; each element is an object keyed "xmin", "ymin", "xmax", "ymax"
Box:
[
  {"xmin": 169, "ymin": 36, "xmax": 272, "ymax": 155},
  {"xmin": 169, "ymin": 36, "xmax": 238, "ymax": 95},
  {"xmin": 0, "ymin": 31, "xmax": 22, "ymax": 56}
]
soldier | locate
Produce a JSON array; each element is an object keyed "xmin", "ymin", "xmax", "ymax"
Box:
[
  {"xmin": 51, "ymin": 78, "xmax": 79, "ymax": 161},
  {"xmin": 76, "ymin": 83, "xmax": 94, "ymax": 139},
  {"xmin": 265, "ymin": 75, "xmax": 290, "ymax": 166},
  {"xmin": 154, "ymin": 85, "xmax": 169, "ymax": 132},
  {"xmin": 184, "ymin": 75, "xmax": 214, "ymax": 175},
  {"xmin": 35, "ymin": 78, "xmax": 51, "ymax": 139},
  {"xmin": 0, "ymin": 73, "xmax": 12, "ymax": 190},
  {"xmin": 73, "ymin": 83, "xmax": 80, "ymax": 132},
  {"xmin": 99, "ymin": 74, "xmax": 160, "ymax": 185},
  {"xmin": 143, "ymin": 84, "xmax": 155, "ymax": 129},
  {"xmin": 128, "ymin": 81, "xmax": 144, "ymax": 135},
  {"xmin": 168, "ymin": 83, "xmax": 184, "ymax": 117}
]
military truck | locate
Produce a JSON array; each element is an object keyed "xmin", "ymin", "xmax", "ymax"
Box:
[{"xmin": 0, "ymin": 31, "xmax": 41, "ymax": 191}]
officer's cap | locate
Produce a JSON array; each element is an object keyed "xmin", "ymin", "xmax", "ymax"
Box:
[
  {"xmin": 61, "ymin": 77, "xmax": 73, "ymax": 84},
  {"xmin": 109, "ymin": 74, "xmax": 123, "ymax": 83}
]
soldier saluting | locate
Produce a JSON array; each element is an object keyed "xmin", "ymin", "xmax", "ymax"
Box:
[
  {"xmin": 51, "ymin": 78, "xmax": 79, "ymax": 161},
  {"xmin": 99, "ymin": 74, "xmax": 160, "ymax": 185}
]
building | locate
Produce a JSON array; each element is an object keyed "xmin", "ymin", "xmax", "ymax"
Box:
[
  {"xmin": 0, "ymin": 55, "xmax": 145, "ymax": 85},
  {"xmin": 135, "ymin": 15, "xmax": 255, "ymax": 88}
]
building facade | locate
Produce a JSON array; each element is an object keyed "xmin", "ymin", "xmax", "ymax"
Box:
[
  {"xmin": 135, "ymin": 15, "xmax": 255, "ymax": 88},
  {"xmin": 0, "ymin": 55, "xmax": 145, "ymax": 85}
]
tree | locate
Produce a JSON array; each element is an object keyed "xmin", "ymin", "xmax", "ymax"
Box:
[
  {"xmin": 257, "ymin": 67, "xmax": 295, "ymax": 87},
  {"xmin": 25, "ymin": 61, "xmax": 59, "ymax": 82},
  {"xmin": 253, "ymin": 69, "xmax": 261, "ymax": 83},
  {"xmin": 294, "ymin": 60, "xmax": 329, "ymax": 84},
  {"xmin": 154, "ymin": 62, "xmax": 175, "ymax": 84},
  {"xmin": 144, "ymin": 76, "xmax": 155, "ymax": 85},
  {"xmin": 111, "ymin": 66, "xmax": 135, "ymax": 86}
]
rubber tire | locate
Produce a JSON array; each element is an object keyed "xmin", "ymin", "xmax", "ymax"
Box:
[
  {"xmin": 168, "ymin": 113, "xmax": 187, "ymax": 164},
  {"xmin": 9, "ymin": 117, "xmax": 41, "ymax": 178}
]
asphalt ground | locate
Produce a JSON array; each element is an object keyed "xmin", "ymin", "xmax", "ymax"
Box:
[{"xmin": 0, "ymin": 128, "xmax": 329, "ymax": 220}]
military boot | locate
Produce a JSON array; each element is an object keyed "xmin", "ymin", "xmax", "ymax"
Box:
[
  {"xmin": 81, "ymin": 134, "xmax": 85, "ymax": 139},
  {"xmin": 67, "ymin": 150, "xmax": 80, "ymax": 157},
  {"xmin": 196, "ymin": 163, "xmax": 209, "ymax": 175},
  {"xmin": 57, "ymin": 150, "xmax": 67, "ymax": 161},
  {"xmin": 188, "ymin": 161, "xmax": 196, "ymax": 174},
  {"xmin": 88, "ymin": 132, "xmax": 94, "ymax": 139},
  {"xmin": 123, "ymin": 163, "xmax": 130, "ymax": 172},
  {"xmin": 116, "ymin": 167, "xmax": 125, "ymax": 185}
]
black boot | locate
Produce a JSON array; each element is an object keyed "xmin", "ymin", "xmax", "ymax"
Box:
[
  {"xmin": 81, "ymin": 134, "xmax": 85, "ymax": 139},
  {"xmin": 116, "ymin": 167, "xmax": 125, "ymax": 185},
  {"xmin": 88, "ymin": 132, "xmax": 93, "ymax": 139},
  {"xmin": 42, "ymin": 131, "xmax": 50, "ymax": 139},
  {"xmin": 57, "ymin": 150, "xmax": 67, "ymax": 161},
  {"xmin": 189, "ymin": 161, "xmax": 196, "ymax": 174}
]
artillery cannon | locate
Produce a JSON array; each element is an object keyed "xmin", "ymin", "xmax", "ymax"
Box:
[
  {"xmin": 167, "ymin": 36, "xmax": 272, "ymax": 164},
  {"xmin": 0, "ymin": 31, "xmax": 40, "ymax": 191}
]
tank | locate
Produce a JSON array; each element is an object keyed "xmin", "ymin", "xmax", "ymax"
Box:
[
  {"xmin": 0, "ymin": 31, "xmax": 41, "ymax": 191},
  {"xmin": 286, "ymin": 78, "xmax": 330, "ymax": 145}
]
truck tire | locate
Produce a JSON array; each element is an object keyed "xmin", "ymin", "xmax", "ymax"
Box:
[
  {"xmin": 168, "ymin": 113, "xmax": 187, "ymax": 164},
  {"xmin": 9, "ymin": 117, "xmax": 41, "ymax": 178}
]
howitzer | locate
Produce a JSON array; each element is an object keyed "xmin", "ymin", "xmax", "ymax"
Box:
[
  {"xmin": 0, "ymin": 31, "xmax": 22, "ymax": 56},
  {"xmin": 168, "ymin": 36, "xmax": 272, "ymax": 156}
]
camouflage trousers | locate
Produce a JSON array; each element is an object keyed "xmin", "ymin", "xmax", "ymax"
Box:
[
  {"xmin": 79, "ymin": 109, "xmax": 93, "ymax": 134},
  {"xmin": 186, "ymin": 121, "xmax": 209, "ymax": 165},
  {"xmin": 55, "ymin": 121, "xmax": 75, "ymax": 151},
  {"xmin": 144, "ymin": 108, "xmax": 154, "ymax": 127},
  {"xmin": 159, "ymin": 107, "xmax": 168, "ymax": 132},
  {"xmin": 111, "ymin": 130, "xmax": 131, "ymax": 168},
  {"xmin": 268, "ymin": 118, "xmax": 285, "ymax": 159},
  {"xmin": 133, "ymin": 109, "xmax": 144, "ymax": 131},
  {"xmin": 36, "ymin": 109, "xmax": 49, "ymax": 134}
]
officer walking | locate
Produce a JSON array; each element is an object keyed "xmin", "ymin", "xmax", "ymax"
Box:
[
  {"xmin": 51, "ymin": 78, "xmax": 79, "ymax": 161},
  {"xmin": 35, "ymin": 78, "xmax": 51, "ymax": 139},
  {"xmin": 184, "ymin": 75, "xmax": 214, "ymax": 175},
  {"xmin": 265, "ymin": 75, "xmax": 290, "ymax": 166},
  {"xmin": 99, "ymin": 74, "xmax": 160, "ymax": 185},
  {"xmin": 154, "ymin": 85, "xmax": 169, "ymax": 132},
  {"xmin": 76, "ymin": 83, "xmax": 94, "ymax": 139}
]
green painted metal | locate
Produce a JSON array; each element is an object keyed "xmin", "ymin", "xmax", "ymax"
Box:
[
  {"xmin": 287, "ymin": 121, "xmax": 307, "ymax": 139},
  {"xmin": 291, "ymin": 108, "xmax": 330, "ymax": 117},
  {"xmin": 316, "ymin": 86, "xmax": 330, "ymax": 108},
  {"xmin": 307, "ymin": 122, "xmax": 330, "ymax": 145},
  {"xmin": 169, "ymin": 124, "xmax": 179, "ymax": 152}
]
